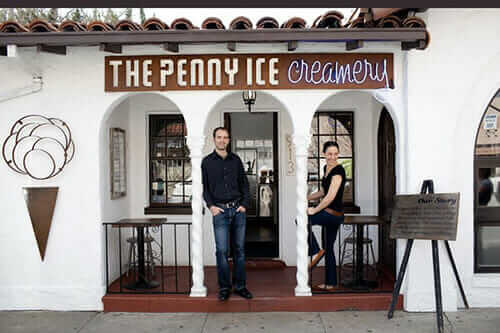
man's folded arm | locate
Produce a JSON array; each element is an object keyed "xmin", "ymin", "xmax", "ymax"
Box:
[{"xmin": 201, "ymin": 160, "xmax": 215, "ymax": 208}]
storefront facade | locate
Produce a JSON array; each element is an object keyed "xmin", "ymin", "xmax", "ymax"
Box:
[{"xmin": 1, "ymin": 8, "xmax": 500, "ymax": 311}]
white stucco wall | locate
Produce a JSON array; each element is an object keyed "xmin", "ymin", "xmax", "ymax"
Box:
[
  {"xmin": 0, "ymin": 42, "xmax": 406, "ymax": 310},
  {"xmin": 404, "ymin": 8, "xmax": 500, "ymax": 310},
  {"xmin": 0, "ymin": 48, "xmax": 112, "ymax": 310},
  {"xmin": 99, "ymin": 98, "xmax": 131, "ymax": 284},
  {"xmin": 5, "ymin": 12, "xmax": 499, "ymax": 310}
]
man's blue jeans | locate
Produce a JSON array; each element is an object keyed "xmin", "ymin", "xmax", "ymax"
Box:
[{"xmin": 212, "ymin": 207, "xmax": 246, "ymax": 291}]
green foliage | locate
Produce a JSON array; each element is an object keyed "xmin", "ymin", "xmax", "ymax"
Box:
[
  {"xmin": 140, "ymin": 8, "xmax": 146, "ymax": 24},
  {"xmin": 0, "ymin": 8, "xmax": 127, "ymax": 25},
  {"xmin": 339, "ymin": 159, "xmax": 352, "ymax": 179},
  {"xmin": 104, "ymin": 8, "xmax": 120, "ymax": 25},
  {"xmin": 91, "ymin": 8, "xmax": 101, "ymax": 22},
  {"xmin": 47, "ymin": 8, "xmax": 58, "ymax": 22},
  {"xmin": 0, "ymin": 9, "xmax": 6, "ymax": 22},
  {"xmin": 71, "ymin": 8, "xmax": 82, "ymax": 22},
  {"xmin": 0, "ymin": 8, "xmax": 63, "ymax": 24},
  {"xmin": 125, "ymin": 8, "xmax": 132, "ymax": 20},
  {"xmin": 7, "ymin": 8, "xmax": 15, "ymax": 20}
]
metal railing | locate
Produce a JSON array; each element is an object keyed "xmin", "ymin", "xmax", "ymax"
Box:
[
  {"xmin": 308, "ymin": 223, "xmax": 393, "ymax": 294},
  {"xmin": 103, "ymin": 222, "xmax": 192, "ymax": 294}
]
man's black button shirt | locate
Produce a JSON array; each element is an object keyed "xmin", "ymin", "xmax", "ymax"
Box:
[{"xmin": 201, "ymin": 150, "xmax": 250, "ymax": 209}]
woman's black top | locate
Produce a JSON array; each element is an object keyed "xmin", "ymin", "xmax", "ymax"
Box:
[{"xmin": 321, "ymin": 164, "xmax": 346, "ymax": 212}]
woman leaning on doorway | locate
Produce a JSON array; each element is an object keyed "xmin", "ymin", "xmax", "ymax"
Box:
[{"xmin": 307, "ymin": 141, "xmax": 346, "ymax": 291}]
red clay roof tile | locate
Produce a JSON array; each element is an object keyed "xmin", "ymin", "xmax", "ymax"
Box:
[
  {"xmin": 59, "ymin": 20, "xmax": 86, "ymax": 32},
  {"xmin": 115, "ymin": 20, "xmax": 143, "ymax": 31},
  {"xmin": 171, "ymin": 18, "xmax": 196, "ymax": 30},
  {"xmin": 0, "ymin": 21, "xmax": 29, "ymax": 33},
  {"xmin": 87, "ymin": 21, "xmax": 113, "ymax": 32},
  {"xmin": 201, "ymin": 17, "xmax": 225, "ymax": 30},
  {"xmin": 281, "ymin": 17, "xmax": 307, "ymax": 29},
  {"xmin": 256, "ymin": 17, "xmax": 279, "ymax": 29},
  {"xmin": 28, "ymin": 19, "xmax": 58, "ymax": 32},
  {"xmin": 402, "ymin": 16, "xmax": 426, "ymax": 28},
  {"xmin": 0, "ymin": 9, "xmax": 428, "ymax": 39},
  {"xmin": 377, "ymin": 15, "xmax": 402, "ymax": 28},
  {"xmin": 312, "ymin": 10, "xmax": 344, "ymax": 28},
  {"xmin": 143, "ymin": 18, "xmax": 168, "ymax": 30},
  {"xmin": 229, "ymin": 16, "xmax": 252, "ymax": 30}
]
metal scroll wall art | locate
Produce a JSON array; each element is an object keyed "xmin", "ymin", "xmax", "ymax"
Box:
[
  {"xmin": 2, "ymin": 114, "xmax": 75, "ymax": 180},
  {"xmin": 2, "ymin": 115, "xmax": 75, "ymax": 261}
]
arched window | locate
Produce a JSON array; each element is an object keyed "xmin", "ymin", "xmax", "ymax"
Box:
[
  {"xmin": 474, "ymin": 89, "xmax": 500, "ymax": 272},
  {"xmin": 145, "ymin": 114, "xmax": 192, "ymax": 214},
  {"xmin": 308, "ymin": 111, "xmax": 360, "ymax": 213}
]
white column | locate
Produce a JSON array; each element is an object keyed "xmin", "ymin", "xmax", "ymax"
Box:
[
  {"xmin": 293, "ymin": 133, "xmax": 312, "ymax": 296},
  {"xmin": 187, "ymin": 135, "xmax": 207, "ymax": 297}
]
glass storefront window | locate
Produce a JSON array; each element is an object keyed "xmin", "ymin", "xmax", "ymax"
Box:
[
  {"xmin": 479, "ymin": 226, "xmax": 500, "ymax": 267},
  {"xmin": 308, "ymin": 112, "xmax": 355, "ymax": 206},
  {"xmin": 149, "ymin": 115, "xmax": 191, "ymax": 208},
  {"xmin": 475, "ymin": 89, "xmax": 500, "ymax": 272},
  {"xmin": 478, "ymin": 167, "xmax": 500, "ymax": 207}
]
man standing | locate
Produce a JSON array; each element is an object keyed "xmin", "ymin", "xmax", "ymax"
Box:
[{"xmin": 202, "ymin": 127, "xmax": 253, "ymax": 301}]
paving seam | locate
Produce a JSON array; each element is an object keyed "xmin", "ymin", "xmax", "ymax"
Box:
[
  {"xmin": 200, "ymin": 312, "xmax": 209, "ymax": 333},
  {"xmin": 75, "ymin": 312, "xmax": 101, "ymax": 333},
  {"xmin": 318, "ymin": 312, "xmax": 328, "ymax": 333}
]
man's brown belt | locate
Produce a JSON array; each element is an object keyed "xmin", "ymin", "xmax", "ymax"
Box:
[{"xmin": 324, "ymin": 207, "xmax": 344, "ymax": 217}]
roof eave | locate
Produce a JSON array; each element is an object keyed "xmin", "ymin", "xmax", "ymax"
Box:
[{"xmin": 0, "ymin": 28, "xmax": 428, "ymax": 47}]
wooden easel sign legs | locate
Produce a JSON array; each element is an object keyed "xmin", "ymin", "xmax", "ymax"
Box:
[{"xmin": 387, "ymin": 180, "xmax": 469, "ymax": 333}]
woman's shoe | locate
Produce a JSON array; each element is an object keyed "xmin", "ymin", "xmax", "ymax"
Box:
[
  {"xmin": 313, "ymin": 284, "xmax": 338, "ymax": 291},
  {"xmin": 308, "ymin": 249, "xmax": 326, "ymax": 269}
]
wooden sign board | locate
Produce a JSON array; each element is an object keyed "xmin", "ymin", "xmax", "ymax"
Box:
[
  {"xmin": 390, "ymin": 193, "xmax": 460, "ymax": 241},
  {"xmin": 105, "ymin": 53, "xmax": 393, "ymax": 92}
]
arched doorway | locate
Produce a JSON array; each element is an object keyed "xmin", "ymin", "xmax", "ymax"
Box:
[
  {"xmin": 309, "ymin": 90, "xmax": 399, "ymax": 290},
  {"xmin": 473, "ymin": 89, "xmax": 500, "ymax": 273},
  {"xmin": 203, "ymin": 91, "xmax": 295, "ymax": 261},
  {"xmin": 99, "ymin": 93, "xmax": 192, "ymax": 293}
]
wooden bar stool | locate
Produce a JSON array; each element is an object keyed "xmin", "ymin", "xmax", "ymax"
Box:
[
  {"xmin": 339, "ymin": 226, "xmax": 377, "ymax": 278},
  {"xmin": 126, "ymin": 229, "xmax": 157, "ymax": 278}
]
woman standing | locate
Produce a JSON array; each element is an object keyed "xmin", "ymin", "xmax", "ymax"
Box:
[{"xmin": 307, "ymin": 141, "xmax": 346, "ymax": 290}]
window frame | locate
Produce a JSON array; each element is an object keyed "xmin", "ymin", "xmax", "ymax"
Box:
[
  {"xmin": 474, "ymin": 157, "xmax": 500, "ymax": 273},
  {"xmin": 145, "ymin": 114, "xmax": 192, "ymax": 215},
  {"xmin": 308, "ymin": 111, "xmax": 360, "ymax": 213},
  {"xmin": 474, "ymin": 89, "xmax": 500, "ymax": 273}
]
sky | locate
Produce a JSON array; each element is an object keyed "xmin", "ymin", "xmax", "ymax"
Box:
[{"xmin": 61, "ymin": 8, "xmax": 356, "ymax": 27}]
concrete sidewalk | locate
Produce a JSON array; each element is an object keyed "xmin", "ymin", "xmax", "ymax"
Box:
[{"xmin": 1, "ymin": 309, "xmax": 499, "ymax": 333}]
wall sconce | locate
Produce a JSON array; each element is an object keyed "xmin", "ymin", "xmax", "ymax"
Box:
[{"xmin": 242, "ymin": 90, "xmax": 257, "ymax": 113}]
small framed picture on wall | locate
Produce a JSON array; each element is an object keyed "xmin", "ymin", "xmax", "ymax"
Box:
[{"xmin": 110, "ymin": 127, "xmax": 126, "ymax": 199}]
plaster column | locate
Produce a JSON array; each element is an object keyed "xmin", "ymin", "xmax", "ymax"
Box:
[
  {"xmin": 187, "ymin": 135, "xmax": 207, "ymax": 297},
  {"xmin": 293, "ymin": 133, "xmax": 312, "ymax": 296}
]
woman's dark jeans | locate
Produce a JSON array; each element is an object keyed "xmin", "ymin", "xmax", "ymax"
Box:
[{"xmin": 308, "ymin": 210, "xmax": 344, "ymax": 286}]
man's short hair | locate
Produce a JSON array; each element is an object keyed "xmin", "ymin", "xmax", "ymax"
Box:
[{"xmin": 213, "ymin": 127, "xmax": 230, "ymax": 138}]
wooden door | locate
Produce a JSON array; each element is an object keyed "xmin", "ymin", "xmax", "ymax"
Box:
[{"xmin": 377, "ymin": 108, "xmax": 396, "ymax": 275}]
